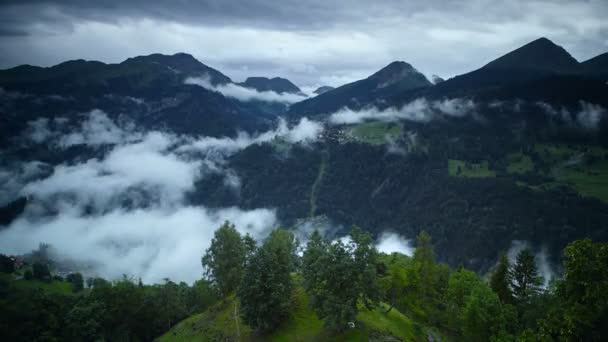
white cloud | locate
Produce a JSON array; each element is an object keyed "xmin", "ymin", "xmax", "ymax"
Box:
[
  {"xmin": 26, "ymin": 118, "xmax": 53, "ymax": 143},
  {"xmin": 59, "ymin": 109, "xmax": 141, "ymax": 147},
  {"xmin": 536, "ymin": 101, "xmax": 606, "ymax": 129},
  {"xmin": 0, "ymin": 205, "xmax": 276, "ymax": 283},
  {"xmin": 375, "ymin": 232, "xmax": 414, "ymax": 256},
  {"xmin": 185, "ymin": 76, "xmax": 308, "ymax": 103},
  {"xmin": 577, "ymin": 101, "xmax": 606, "ymax": 130},
  {"xmin": 0, "ymin": 111, "xmax": 326, "ymax": 283},
  {"xmin": 329, "ymin": 98, "xmax": 476, "ymax": 124}
]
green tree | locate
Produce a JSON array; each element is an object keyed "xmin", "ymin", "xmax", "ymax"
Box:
[
  {"xmin": 461, "ymin": 285, "xmax": 511, "ymax": 342},
  {"xmin": 407, "ymin": 231, "xmax": 450, "ymax": 324},
  {"xmin": 378, "ymin": 255, "xmax": 409, "ymax": 314},
  {"xmin": 0, "ymin": 254, "xmax": 14, "ymax": 274},
  {"xmin": 66, "ymin": 272, "xmax": 84, "ymax": 293},
  {"xmin": 302, "ymin": 227, "xmax": 379, "ymax": 330},
  {"xmin": 509, "ymin": 249, "xmax": 543, "ymax": 303},
  {"xmin": 65, "ymin": 300, "xmax": 105, "ymax": 341},
  {"xmin": 490, "ymin": 254, "xmax": 513, "ymax": 304},
  {"xmin": 537, "ymin": 239, "xmax": 608, "ymax": 341},
  {"xmin": 239, "ymin": 229, "xmax": 296, "ymax": 333},
  {"xmin": 201, "ymin": 221, "xmax": 246, "ymax": 297},
  {"xmin": 32, "ymin": 262, "xmax": 51, "ymax": 281}
]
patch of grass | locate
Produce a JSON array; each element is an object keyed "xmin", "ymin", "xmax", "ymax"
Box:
[
  {"xmin": 13, "ymin": 279, "xmax": 72, "ymax": 295},
  {"xmin": 160, "ymin": 282, "xmax": 439, "ymax": 341},
  {"xmin": 448, "ymin": 159, "xmax": 496, "ymax": 178},
  {"xmin": 555, "ymin": 160, "xmax": 608, "ymax": 202},
  {"xmin": 355, "ymin": 303, "xmax": 420, "ymax": 341},
  {"xmin": 158, "ymin": 295, "xmax": 252, "ymax": 342},
  {"xmin": 506, "ymin": 153, "xmax": 534, "ymax": 174},
  {"xmin": 349, "ymin": 121, "xmax": 402, "ymax": 145},
  {"xmin": 265, "ymin": 285, "xmax": 324, "ymax": 341}
]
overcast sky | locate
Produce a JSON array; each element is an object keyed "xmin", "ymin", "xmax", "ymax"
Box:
[{"xmin": 0, "ymin": 0, "xmax": 606, "ymax": 87}]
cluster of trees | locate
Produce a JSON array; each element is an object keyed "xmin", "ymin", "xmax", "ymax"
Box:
[
  {"xmin": 0, "ymin": 269, "xmax": 218, "ymax": 341},
  {"xmin": 2, "ymin": 221, "xmax": 607, "ymax": 340},
  {"xmin": 202, "ymin": 222, "xmax": 608, "ymax": 340}
]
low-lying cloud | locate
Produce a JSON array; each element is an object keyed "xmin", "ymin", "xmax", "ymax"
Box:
[
  {"xmin": 375, "ymin": 232, "xmax": 414, "ymax": 256},
  {"xmin": 507, "ymin": 240, "xmax": 555, "ymax": 289},
  {"xmin": 185, "ymin": 76, "xmax": 308, "ymax": 104},
  {"xmin": 329, "ymin": 98, "xmax": 476, "ymax": 124},
  {"xmin": 536, "ymin": 101, "xmax": 606, "ymax": 130},
  {"xmin": 0, "ymin": 110, "xmax": 324, "ymax": 283}
]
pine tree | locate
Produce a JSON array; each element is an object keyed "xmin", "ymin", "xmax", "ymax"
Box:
[
  {"xmin": 490, "ymin": 254, "xmax": 513, "ymax": 304},
  {"xmin": 509, "ymin": 249, "xmax": 543, "ymax": 303}
]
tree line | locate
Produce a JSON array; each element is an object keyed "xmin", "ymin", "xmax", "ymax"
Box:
[
  {"xmin": 1, "ymin": 221, "xmax": 607, "ymax": 340},
  {"xmin": 202, "ymin": 222, "xmax": 608, "ymax": 340}
]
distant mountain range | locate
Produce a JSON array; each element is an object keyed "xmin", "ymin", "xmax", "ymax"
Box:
[{"xmin": 1, "ymin": 37, "xmax": 607, "ymax": 272}]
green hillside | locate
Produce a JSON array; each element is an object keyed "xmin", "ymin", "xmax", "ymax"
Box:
[{"xmin": 159, "ymin": 284, "xmax": 438, "ymax": 342}]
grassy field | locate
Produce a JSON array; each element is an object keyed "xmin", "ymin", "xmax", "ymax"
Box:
[
  {"xmin": 448, "ymin": 159, "xmax": 496, "ymax": 178},
  {"xmin": 506, "ymin": 152, "xmax": 534, "ymax": 174},
  {"xmin": 13, "ymin": 278, "xmax": 73, "ymax": 295},
  {"xmin": 533, "ymin": 144, "xmax": 608, "ymax": 202},
  {"xmin": 349, "ymin": 121, "xmax": 402, "ymax": 145},
  {"xmin": 159, "ymin": 283, "xmax": 435, "ymax": 341},
  {"xmin": 554, "ymin": 160, "xmax": 608, "ymax": 202}
]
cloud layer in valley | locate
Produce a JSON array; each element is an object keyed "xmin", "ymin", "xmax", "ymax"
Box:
[
  {"xmin": 329, "ymin": 98, "xmax": 476, "ymax": 124},
  {"xmin": 0, "ymin": 109, "xmax": 324, "ymax": 283},
  {"xmin": 536, "ymin": 101, "xmax": 607, "ymax": 130},
  {"xmin": 185, "ymin": 76, "xmax": 308, "ymax": 103}
]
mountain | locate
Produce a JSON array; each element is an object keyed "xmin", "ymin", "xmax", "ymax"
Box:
[
  {"xmin": 411, "ymin": 37, "xmax": 608, "ymax": 106},
  {"xmin": 313, "ymin": 85, "xmax": 334, "ymax": 95},
  {"xmin": 289, "ymin": 61, "xmax": 431, "ymax": 118},
  {"xmin": 483, "ymin": 37, "xmax": 579, "ymax": 73},
  {"xmin": 0, "ymin": 53, "xmax": 266, "ymax": 139},
  {"xmin": 0, "ymin": 52, "xmax": 232, "ymax": 95},
  {"xmin": 580, "ymin": 52, "xmax": 608, "ymax": 81},
  {"xmin": 239, "ymin": 76, "xmax": 302, "ymax": 94}
]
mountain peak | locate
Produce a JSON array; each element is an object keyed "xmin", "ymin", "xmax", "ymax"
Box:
[
  {"xmin": 241, "ymin": 76, "xmax": 301, "ymax": 94},
  {"xmin": 483, "ymin": 37, "xmax": 578, "ymax": 73},
  {"xmin": 313, "ymin": 86, "xmax": 335, "ymax": 95},
  {"xmin": 369, "ymin": 61, "xmax": 430, "ymax": 88}
]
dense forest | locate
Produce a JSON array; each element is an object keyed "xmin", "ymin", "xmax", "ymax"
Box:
[{"xmin": 1, "ymin": 221, "xmax": 606, "ymax": 341}]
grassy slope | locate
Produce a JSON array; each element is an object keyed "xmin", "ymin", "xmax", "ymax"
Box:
[
  {"xmin": 159, "ymin": 285, "xmax": 435, "ymax": 342},
  {"xmin": 448, "ymin": 144, "xmax": 608, "ymax": 202},
  {"xmin": 12, "ymin": 279, "xmax": 72, "ymax": 295},
  {"xmin": 448, "ymin": 159, "xmax": 496, "ymax": 178},
  {"xmin": 535, "ymin": 144, "xmax": 608, "ymax": 202},
  {"xmin": 349, "ymin": 122, "xmax": 402, "ymax": 145}
]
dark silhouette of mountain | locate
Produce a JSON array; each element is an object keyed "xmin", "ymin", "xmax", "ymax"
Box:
[
  {"xmin": 313, "ymin": 86, "xmax": 334, "ymax": 95},
  {"xmin": 580, "ymin": 52, "xmax": 608, "ymax": 81},
  {"xmin": 408, "ymin": 37, "xmax": 608, "ymax": 106},
  {"xmin": 289, "ymin": 61, "xmax": 431, "ymax": 118},
  {"xmin": 239, "ymin": 76, "xmax": 302, "ymax": 94},
  {"xmin": 483, "ymin": 37, "xmax": 579, "ymax": 73},
  {"xmin": 0, "ymin": 54, "xmax": 266, "ymax": 138},
  {"xmin": 0, "ymin": 53, "xmax": 232, "ymax": 96}
]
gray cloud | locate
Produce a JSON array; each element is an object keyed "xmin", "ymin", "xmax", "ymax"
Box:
[{"xmin": 1, "ymin": 1, "xmax": 606, "ymax": 86}]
